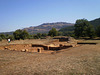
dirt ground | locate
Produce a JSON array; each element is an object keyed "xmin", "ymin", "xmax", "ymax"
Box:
[
  {"xmin": 0, "ymin": 40, "xmax": 100, "ymax": 75},
  {"xmin": 0, "ymin": 39, "xmax": 55, "ymax": 46}
]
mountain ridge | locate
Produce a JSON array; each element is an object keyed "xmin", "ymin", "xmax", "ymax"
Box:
[
  {"xmin": 90, "ymin": 18, "xmax": 100, "ymax": 28},
  {"xmin": 23, "ymin": 22, "xmax": 74, "ymax": 34}
]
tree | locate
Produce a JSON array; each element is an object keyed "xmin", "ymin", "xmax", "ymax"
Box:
[
  {"xmin": 0, "ymin": 34, "xmax": 6, "ymax": 39},
  {"xmin": 96, "ymin": 25, "xmax": 100, "ymax": 37},
  {"xmin": 74, "ymin": 19, "xmax": 95, "ymax": 38},
  {"xmin": 33, "ymin": 34, "xmax": 39, "ymax": 39},
  {"xmin": 5, "ymin": 34, "xmax": 9, "ymax": 37},
  {"xmin": 59, "ymin": 26, "xmax": 75, "ymax": 36},
  {"xmin": 87, "ymin": 25, "xmax": 95, "ymax": 38},
  {"xmin": 48, "ymin": 28, "xmax": 58, "ymax": 37},
  {"xmin": 0, "ymin": 37, "xmax": 2, "ymax": 41},
  {"xmin": 37, "ymin": 33, "xmax": 42, "ymax": 38},
  {"xmin": 29, "ymin": 35, "xmax": 34, "ymax": 39},
  {"xmin": 6, "ymin": 35, "xmax": 14, "ymax": 41},
  {"xmin": 13, "ymin": 29, "xmax": 29, "ymax": 40},
  {"xmin": 58, "ymin": 32, "xmax": 63, "ymax": 36},
  {"xmin": 21, "ymin": 30, "xmax": 29, "ymax": 40},
  {"xmin": 13, "ymin": 29, "xmax": 22, "ymax": 40},
  {"xmin": 41, "ymin": 33, "xmax": 47, "ymax": 37}
]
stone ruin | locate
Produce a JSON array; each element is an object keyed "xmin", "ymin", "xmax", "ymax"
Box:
[{"xmin": 0, "ymin": 37, "xmax": 77, "ymax": 53}]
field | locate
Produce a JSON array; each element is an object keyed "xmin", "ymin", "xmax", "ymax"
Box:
[{"xmin": 0, "ymin": 39, "xmax": 100, "ymax": 75}]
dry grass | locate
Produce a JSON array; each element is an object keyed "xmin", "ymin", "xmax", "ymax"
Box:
[
  {"xmin": 0, "ymin": 39, "xmax": 100, "ymax": 75},
  {"xmin": 0, "ymin": 39, "xmax": 57, "ymax": 46},
  {"xmin": 77, "ymin": 39, "xmax": 100, "ymax": 44}
]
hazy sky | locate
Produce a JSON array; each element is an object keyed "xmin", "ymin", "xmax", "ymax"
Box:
[{"xmin": 0, "ymin": 0, "xmax": 100, "ymax": 32}]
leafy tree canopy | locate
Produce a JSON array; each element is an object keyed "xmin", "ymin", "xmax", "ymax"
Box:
[
  {"xmin": 48, "ymin": 28, "xmax": 58, "ymax": 37},
  {"xmin": 96, "ymin": 25, "xmax": 100, "ymax": 37},
  {"xmin": 13, "ymin": 29, "xmax": 29, "ymax": 40},
  {"xmin": 0, "ymin": 34, "xmax": 6, "ymax": 39},
  {"xmin": 74, "ymin": 19, "xmax": 95, "ymax": 38}
]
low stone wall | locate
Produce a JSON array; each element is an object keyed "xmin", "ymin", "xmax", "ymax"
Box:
[
  {"xmin": 0, "ymin": 42, "xmax": 75, "ymax": 53},
  {"xmin": 32, "ymin": 44, "xmax": 49, "ymax": 50}
]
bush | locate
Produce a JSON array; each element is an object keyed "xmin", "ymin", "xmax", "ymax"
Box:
[
  {"xmin": 0, "ymin": 34, "xmax": 6, "ymax": 39},
  {"xmin": 48, "ymin": 28, "xmax": 58, "ymax": 37},
  {"xmin": 0, "ymin": 37, "xmax": 2, "ymax": 41},
  {"xmin": 37, "ymin": 33, "xmax": 42, "ymax": 38},
  {"xmin": 13, "ymin": 29, "xmax": 29, "ymax": 40},
  {"xmin": 28, "ymin": 35, "xmax": 34, "ymax": 39},
  {"xmin": 41, "ymin": 33, "xmax": 47, "ymax": 37},
  {"xmin": 6, "ymin": 35, "xmax": 14, "ymax": 41},
  {"xmin": 33, "ymin": 34, "xmax": 39, "ymax": 39}
]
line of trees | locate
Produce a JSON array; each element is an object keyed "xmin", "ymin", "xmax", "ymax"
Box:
[
  {"xmin": 0, "ymin": 18, "xmax": 100, "ymax": 41},
  {"xmin": 0, "ymin": 30, "xmax": 48, "ymax": 41},
  {"xmin": 12, "ymin": 29, "xmax": 49, "ymax": 40},
  {"xmin": 0, "ymin": 34, "xmax": 14, "ymax": 41},
  {"xmin": 0, "ymin": 28, "xmax": 59, "ymax": 41}
]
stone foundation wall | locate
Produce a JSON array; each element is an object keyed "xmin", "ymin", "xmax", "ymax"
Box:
[{"xmin": 0, "ymin": 42, "xmax": 76, "ymax": 53}]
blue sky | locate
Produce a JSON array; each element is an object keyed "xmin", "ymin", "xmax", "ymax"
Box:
[{"xmin": 0, "ymin": 0, "xmax": 100, "ymax": 32}]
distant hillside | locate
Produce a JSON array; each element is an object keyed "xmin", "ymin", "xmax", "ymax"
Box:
[
  {"xmin": 23, "ymin": 22, "xmax": 74, "ymax": 34},
  {"xmin": 0, "ymin": 32, "xmax": 13, "ymax": 35},
  {"xmin": 59, "ymin": 26, "xmax": 74, "ymax": 32},
  {"xmin": 90, "ymin": 18, "xmax": 100, "ymax": 28},
  {"xmin": 59, "ymin": 26, "xmax": 74, "ymax": 36}
]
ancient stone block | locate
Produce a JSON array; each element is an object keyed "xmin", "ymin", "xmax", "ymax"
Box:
[{"xmin": 21, "ymin": 49, "xmax": 26, "ymax": 52}]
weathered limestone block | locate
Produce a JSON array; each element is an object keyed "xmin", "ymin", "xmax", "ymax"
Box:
[
  {"xmin": 4, "ymin": 47, "xmax": 8, "ymax": 49},
  {"xmin": 25, "ymin": 49, "xmax": 28, "ymax": 52},
  {"xmin": 21, "ymin": 49, "xmax": 26, "ymax": 52}
]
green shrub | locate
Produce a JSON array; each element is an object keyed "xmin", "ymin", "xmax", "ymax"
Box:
[
  {"xmin": 13, "ymin": 29, "xmax": 29, "ymax": 40},
  {"xmin": 0, "ymin": 37, "xmax": 2, "ymax": 41},
  {"xmin": 0, "ymin": 34, "xmax": 6, "ymax": 39},
  {"xmin": 6, "ymin": 35, "xmax": 14, "ymax": 41}
]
